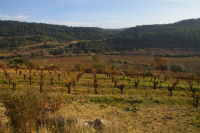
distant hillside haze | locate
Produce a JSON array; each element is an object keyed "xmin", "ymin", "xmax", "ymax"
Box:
[{"xmin": 0, "ymin": 18, "xmax": 200, "ymax": 51}]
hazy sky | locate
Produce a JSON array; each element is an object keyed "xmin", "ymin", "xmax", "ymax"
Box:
[{"xmin": 0, "ymin": 0, "xmax": 200, "ymax": 28}]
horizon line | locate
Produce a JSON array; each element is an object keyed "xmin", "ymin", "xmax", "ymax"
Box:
[{"xmin": 0, "ymin": 17, "xmax": 199, "ymax": 29}]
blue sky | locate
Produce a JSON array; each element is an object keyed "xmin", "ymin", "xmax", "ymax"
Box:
[{"xmin": 0, "ymin": 0, "xmax": 200, "ymax": 28}]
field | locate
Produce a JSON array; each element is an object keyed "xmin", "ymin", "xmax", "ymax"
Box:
[
  {"xmin": 29, "ymin": 55, "xmax": 200, "ymax": 72},
  {"xmin": 0, "ymin": 56, "xmax": 200, "ymax": 133},
  {"xmin": 99, "ymin": 55, "xmax": 200, "ymax": 72}
]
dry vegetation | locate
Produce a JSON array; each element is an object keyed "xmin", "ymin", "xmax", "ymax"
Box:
[
  {"xmin": 0, "ymin": 56, "xmax": 200, "ymax": 133},
  {"xmin": 99, "ymin": 55, "xmax": 200, "ymax": 72}
]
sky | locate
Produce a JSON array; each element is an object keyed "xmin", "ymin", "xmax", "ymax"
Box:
[{"xmin": 0, "ymin": 0, "xmax": 200, "ymax": 28}]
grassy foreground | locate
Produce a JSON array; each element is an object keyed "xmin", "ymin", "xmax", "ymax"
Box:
[{"xmin": 0, "ymin": 68, "xmax": 200, "ymax": 133}]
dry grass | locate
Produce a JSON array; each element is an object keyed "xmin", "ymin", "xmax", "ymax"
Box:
[
  {"xmin": 100, "ymin": 55, "xmax": 200, "ymax": 72},
  {"xmin": 31, "ymin": 56, "xmax": 93, "ymax": 69},
  {"xmin": 30, "ymin": 55, "xmax": 200, "ymax": 72},
  {"xmin": 0, "ymin": 67, "xmax": 200, "ymax": 133},
  {"xmin": 56, "ymin": 96, "xmax": 200, "ymax": 133}
]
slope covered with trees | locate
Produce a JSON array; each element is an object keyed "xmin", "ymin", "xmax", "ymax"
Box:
[
  {"xmin": 116, "ymin": 18, "xmax": 200, "ymax": 50},
  {"xmin": 1, "ymin": 18, "xmax": 200, "ymax": 51},
  {"xmin": 0, "ymin": 20, "xmax": 112, "ymax": 48},
  {"xmin": 74, "ymin": 18, "xmax": 200, "ymax": 52}
]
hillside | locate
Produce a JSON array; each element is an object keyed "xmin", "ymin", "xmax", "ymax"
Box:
[
  {"xmin": 117, "ymin": 18, "xmax": 200, "ymax": 50},
  {"xmin": 0, "ymin": 18, "xmax": 200, "ymax": 56},
  {"xmin": 0, "ymin": 20, "xmax": 113, "ymax": 48},
  {"xmin": 74, "ymin": 18, "xmax": 200, "ymax": 52}
]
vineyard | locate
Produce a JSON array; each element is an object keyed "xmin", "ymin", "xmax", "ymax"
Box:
[{"xmin": 0, "ymin": 58, "xmax": 200, "ymax": 133}]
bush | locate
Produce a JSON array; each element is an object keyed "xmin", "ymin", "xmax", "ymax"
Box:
[
  {"xmin": 9, "ymin": 58, "xmax": 29, "ymax": 66},
  {"xmin": 2, "ymin": 90, "xmax": 42, "ymax": 132},
  {"xmin": 8, "ymin": 58, "xmax": 36, "ymax": 69},
  {"xmin": 155, "ymin": 64, "xmax": 168, "ymax": 70},
  {"xmin": 2, "ymin": 90, "xmax": 62, "ymax": 132},
  {"xmin": 151, "ymin": 57, "xmax": 168, "ymax": 70},
  {"xmin": 49, "ymin": 48, "xmax": 64, "ymax": 55},
  {"xmin": 170, "ymin": 64, "xmax": 185, "ymax": 72}
]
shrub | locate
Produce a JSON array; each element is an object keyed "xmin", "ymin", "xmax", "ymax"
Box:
[
  {"xmin": 49, "ymin": 48, "xmax": 64, "ymax": 55},
  {"xmin": 170, "ymin": 64, "xmax": 185, "ymax": 72},
  {"xmin": 156, "ymin": 64, "xmax": 168, "ymax": 70},
  {"xmin": 2, "ymin": 90, "xmax": 42, "ymax": 132},
  {"xmin": 9, "ymin": 58, "xmax": 29, "ymax": 65},
  {"xmin": 151, "ymin": 57, "xmax": 168, "ymax": 70},
  {"xmin": 2, "ymin": 90, "xmax": 61, "ymax": 132},
  {"xmin": 8, "ymin": 58, "xmax": 36, "ymax": 69}
]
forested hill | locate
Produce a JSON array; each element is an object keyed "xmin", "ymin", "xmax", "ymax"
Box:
[
  {"xmin": 0, "ymin": 20, "xmax": 112, "ymax": 48},
  {"xmin": 1, "ymin": 18, "xmax": 200, "ymax": 51},
  {"xmin": 0, "ymin": 20, "xmax": 111, "ymax": 40},
  {"xmin": 111, "ymin": 18, "xmax": 200, "ymax": 50},
  {"xmin": 118, "ymin": 19, "xmax": 200, "ymax": 37},
  {"xmin": 72, "ymin": 19, "xmax": 200, "ymax": 53}
]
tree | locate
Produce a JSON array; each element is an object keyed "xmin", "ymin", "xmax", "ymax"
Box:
[
  {"xmin": 93, "ymin": 73, "xmax": 98, "ymax": 94},
  {"xmin": 186, "ymin": 74, "xmax": 200, "ymax": 108},
  {"xmin": 66, "ymin": 82, "xmax": 72, "ymax": 94},
  {"xmin": 118, "ymin": 83, "xmax": 125, "ymax": 94},
  {"xmin": 39, "ymin": 80, "xmax": 44, "ymax": 93},
  {"xmin": 151, "ymin": 57, "xmax": 168, "ymax": 70},
  {"xmin": 168, "ymin": 78, "xmax": 179, "ymax": 96},
  {"xmin": 134, "ymin": 74, "xmax": 140, "ymax": 88},
  {"xmin": 153, "ymin": 80, "xmax": 159, "ymax": 89}
]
